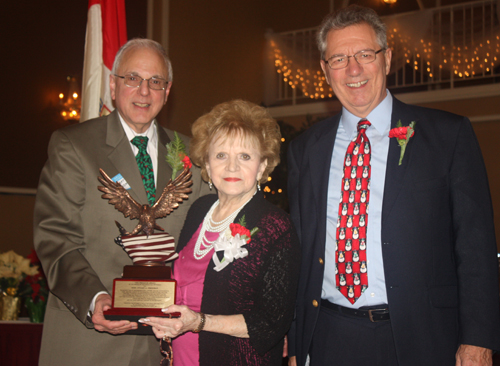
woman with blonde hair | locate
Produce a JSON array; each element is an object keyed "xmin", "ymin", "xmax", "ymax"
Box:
[{"xmin": 141, "ymin": 100, "xmax": 300, "ymax": 365}]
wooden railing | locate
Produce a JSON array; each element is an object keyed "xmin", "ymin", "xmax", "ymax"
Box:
[{"xmin": 269, "ymin": 0, "xmax": 500, "ymax": 104}]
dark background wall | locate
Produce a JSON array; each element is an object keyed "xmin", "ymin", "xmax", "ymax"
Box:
[{"xmin": 0, "ymin": 1, "xmax": 147, "ymax": 188}]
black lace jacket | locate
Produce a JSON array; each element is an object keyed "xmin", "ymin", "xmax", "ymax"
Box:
[{"xmin": 175, "ymin": 192, "xmax": 301, "ymax": 365}]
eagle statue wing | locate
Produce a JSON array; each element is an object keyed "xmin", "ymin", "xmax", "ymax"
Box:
[
  {"xmin": 97, "ymin": 168, "xmax": 142, "ymax": 219},
  {"xmin": 152, "ymin": 168, "xmax": 193, "ymax": 218}
]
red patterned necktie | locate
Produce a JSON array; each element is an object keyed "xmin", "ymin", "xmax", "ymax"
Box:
[{"xmin": 336, "ymin": 119, "xmax": 371, "ymax": 304}]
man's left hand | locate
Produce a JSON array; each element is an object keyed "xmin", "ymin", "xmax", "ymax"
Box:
[{"xmin": 456, "ymin": 344, "xmax": 493, "ymax": 366}]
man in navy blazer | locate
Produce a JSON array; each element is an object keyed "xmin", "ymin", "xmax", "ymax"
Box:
[{"xmin": 287, "ymin": 5, "xmax": 500, "ymax": 366}]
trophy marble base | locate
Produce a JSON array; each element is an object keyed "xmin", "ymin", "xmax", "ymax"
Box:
[
  {"xmin": 104, "ymin": 264, "xmax": 179, "ymax": 335},
  {"xmin": 104, "ymin": 306, "xmax": 180, "ymax": 335}
]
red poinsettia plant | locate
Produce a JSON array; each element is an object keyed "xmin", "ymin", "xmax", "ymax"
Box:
[
  {"xmin": 389, "ymin": 120, "xmax": 416, "ymax": 165},
  {"xmin": 18, "ymin": 249, "xmax": 49, "ymax": 304}
]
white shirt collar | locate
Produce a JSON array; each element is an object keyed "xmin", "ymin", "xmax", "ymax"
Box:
[
  {"xmin": 117, "ymin": 112, "xmax": 157, "ymax": 146},
  {"xmin": 341, "ymin": 90, "xmax": 393, "ymax": 138}
]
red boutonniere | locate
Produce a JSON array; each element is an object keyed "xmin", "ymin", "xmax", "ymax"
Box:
[
  {"xmin": 181, "ymin": 154, "xmax": 192, "ymax": 170},
  {"xmin": 389, "ymin": 120, "xmax": 416, "ymax": 165},
  {"xmin": 166, "ymin": 132, "xmax": 191, "ymax": 180}
]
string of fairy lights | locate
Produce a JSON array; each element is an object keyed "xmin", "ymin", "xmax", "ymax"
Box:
[
  {"xmin": 272, "ymin": 40, "xmax": 332, "ymax": 99},
  {"xmin": 272, "ymin": 20, "xmax": 500, "ymax": 100},
  {"xmin": 387, "ymin": 27, "xmax": 500, "ymax": 80}
]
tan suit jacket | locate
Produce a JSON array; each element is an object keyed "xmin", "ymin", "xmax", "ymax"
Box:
[{"xmin": 34, "ymin": 110, "xmax": 209, "ymax": 365}]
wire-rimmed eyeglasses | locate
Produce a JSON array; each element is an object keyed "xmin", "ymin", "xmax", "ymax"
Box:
[
  {"xmin": 114, "ymin": 74, "xmax": 169, "ymax": 90},
  {"xmin": 323, "ymin": 48, "xmax": 386, "ymax": 70}
]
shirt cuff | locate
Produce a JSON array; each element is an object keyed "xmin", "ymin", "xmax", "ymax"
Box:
[{"xmin": 89, "ymin": 291, "xmax": 109, "ymax": 315}]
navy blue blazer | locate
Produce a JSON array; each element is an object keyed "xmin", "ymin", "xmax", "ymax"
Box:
[{"xmin": 287, "ymin": 96, "xmax": 500, "ymax": 366}]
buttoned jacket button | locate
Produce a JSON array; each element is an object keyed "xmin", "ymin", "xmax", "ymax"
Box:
[
  {"xmin": 319, "ymin": 257, "xmax": 324, "ymax": 264},
  {"xmin": 312, "ymin": 299, "xmax": 319, "ymax": 307}
]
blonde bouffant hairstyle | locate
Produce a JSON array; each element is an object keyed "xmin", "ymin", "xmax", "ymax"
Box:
[{"xmin": 190, "ymin": 100, "xmax": 281, "ymax": 184}]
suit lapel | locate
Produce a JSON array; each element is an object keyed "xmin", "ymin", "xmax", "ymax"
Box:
[
  {"xmin": 309, "ymin": 115, "xmax": 341, "ymax": 216},
  {"xmin": 382, "ymin": 97, "xmax": 418, "ymax": 221},
  {"xmin": 105, "ymin": 111, "xmax": 149, "ymax": 204},
  {"xmin": 156, "ymin": 123, "xmax": 173, "ymax": 193}
]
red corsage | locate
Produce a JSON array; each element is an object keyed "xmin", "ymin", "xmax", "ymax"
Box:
[{"xmin": 230, "ymin": 223, "xmax": 252, "ymax": 243}]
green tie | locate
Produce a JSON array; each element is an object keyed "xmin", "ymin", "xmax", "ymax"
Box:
[{"xmin": 131, "ymin": 136, "xmax": 156, "ymax": 205}]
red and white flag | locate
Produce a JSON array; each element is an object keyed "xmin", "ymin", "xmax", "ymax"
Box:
[{"xmin": 80, "ymin": 0, "xmax": 127, "ymax": 122}]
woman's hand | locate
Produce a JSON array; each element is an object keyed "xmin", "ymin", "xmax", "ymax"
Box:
[
  {"xmin": 139, "ymin": 304, "xmax": 201, "ymax": 339},
  {"xmin": 140, "ymin": 306, "xmax": 249, "ymax": 339}
]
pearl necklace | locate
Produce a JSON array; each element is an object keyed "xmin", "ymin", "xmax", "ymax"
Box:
[{"xmin": 194, "ymin": 193, "xmax": 255, "ymax": 260}]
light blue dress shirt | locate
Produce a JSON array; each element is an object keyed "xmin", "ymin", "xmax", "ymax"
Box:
[{"xmin": 322, "ymin": 91, "xmax": 393, "ymax": 308}]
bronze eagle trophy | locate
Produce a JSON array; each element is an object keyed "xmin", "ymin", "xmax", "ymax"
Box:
[{"xmin": 97, "ymin": 168, "xmax": 193, "ymax": 237}]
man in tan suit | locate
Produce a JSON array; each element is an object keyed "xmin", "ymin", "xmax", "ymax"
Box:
[{"xmin": 34, "ymin": 39, "xmax": 209, "ymax": 365}]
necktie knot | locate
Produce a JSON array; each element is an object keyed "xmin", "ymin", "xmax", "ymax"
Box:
[
  {"xmin": 131, "ymin": 136, "xmax": 149, "ymax": 151},
  {"xmin": 357, "ymin": 119, "xmax": 371, "ymax": 132}
]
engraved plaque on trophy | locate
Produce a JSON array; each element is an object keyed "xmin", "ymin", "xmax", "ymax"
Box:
[{"xmin": 103, "ymin": 233, "xmax": 180, "ymax": 334}]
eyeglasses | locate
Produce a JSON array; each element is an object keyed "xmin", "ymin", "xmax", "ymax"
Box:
[
  {"xmin": 160, "ymin": 336, "xmax": 173, "ymax": 366},
  {"xmin": 114, "ymin": 74, "xmax": 169, "ymax": 90},
  {"xmin": 324, "ymin": 49, "xmax": 386, "ymax": 70}
]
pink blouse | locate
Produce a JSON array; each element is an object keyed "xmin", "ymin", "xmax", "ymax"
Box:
[{"xmin": 172, "ymin": 224, "xmax": 218, "ymax": 366}]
